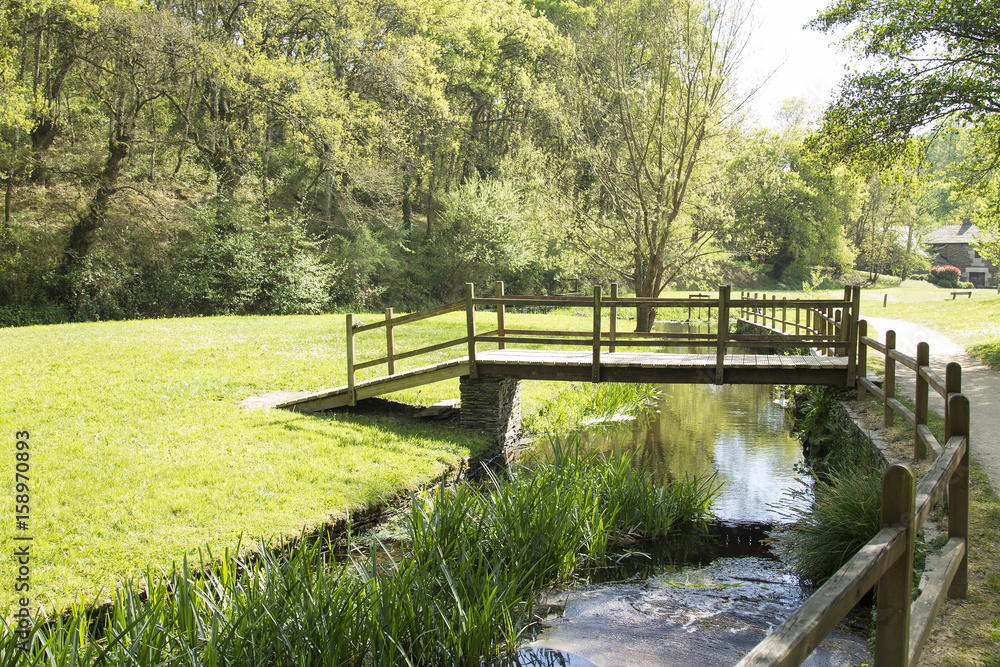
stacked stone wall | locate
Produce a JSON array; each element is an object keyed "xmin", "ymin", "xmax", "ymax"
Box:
[{"xmin": 459, "ymin": 375, "xmax": 522, "ymax": 448}]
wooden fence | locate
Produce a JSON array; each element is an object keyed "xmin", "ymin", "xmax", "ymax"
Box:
[
  {"xmin": 737, "ymin": 321, "xmax": 969, "ymax": 666},
  {"xmin": 343, "ymin": 283, "xmax": 860, "ymax": 401}
]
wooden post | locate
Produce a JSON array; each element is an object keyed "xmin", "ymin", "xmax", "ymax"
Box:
[
  {"xmin": 592, "ymin": 285, "xmax": 602, "ymax": 383},
  {"xmin": 465, "ymin": 283, "xmax": 478, "ymax": 379},
  {"xmin": 825, "ymin": 307, "xmax": 833, "ymax": 355},
  {"xmin": 609, "ymin": 283, "xmax": 618, "ymax": 353},
  {"xmin": 846, "ymin": 285, "xmax": 861, "ymax": 386},
  {"xmin": 915, "ymin": 342, "xmax": 929, "ymax": 459},
  {"xmin": 883, "ymin": 293, "xmax": 888, "ymax": 308},
  {"xmin": 945, "ymin": 362, "xmax": 962, "ymax": 432},
  {"xmin": 385, "ymin": 308, "xmax": 396, "ymax": 375},
  {"xmin": 496, "ymin": 281, "xmax": 506, "ymax": 351},
  {"xmin": 715, "ymin": 285, "xmax": 730, "ymax": 385},
  {"xmin": 781, "ymin": 297, "xmax": 787, "ymax": 333},
  {"xmin": 770, "ymin": 295, "xmax": 776, "ymax": 329},
  {"xmin": 884, "ymin": 330, "xmax": 896, "ymax": 427},
  {"xmin": 795, "ymin": 306, "xmax": 801, "ymax": 336},
  {"xmin": 835, "ymin": 309, "xmax": 843, "ymax": 356},
  {"xmin": 947, "ymin": 393, "xmax": 970, "ymax": 599},
  {"xmin": 875, "ymin": 462, "xmax": 916, "ymax": 667},
  {"xmin": 346, "ymin": 313, "xmax": 356, "ymax": 406},
  {"xmin": 857, "ymin": 320, "xmax": 868, "ymax": 401}
]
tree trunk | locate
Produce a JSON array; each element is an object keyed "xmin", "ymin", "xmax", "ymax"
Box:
[
  {"xmin": 58, "ymin": 128, "xmax": 131, "ymax": 290},
  {"xmin": 634, "ymin": 253, "xmax": 659, "ymax": 332}
]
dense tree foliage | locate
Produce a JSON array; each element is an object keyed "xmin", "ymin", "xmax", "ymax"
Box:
[
  {"xmin": 1, "ymin": 0, "xmax": 963, "ymax": 326},
  {"xmin": 811, "ymin": 0, "xmax": 1000, "ymax": 165},
  {"xmin": 811, "ymin": 0, "xmax": 1000, "ymax": 263}
]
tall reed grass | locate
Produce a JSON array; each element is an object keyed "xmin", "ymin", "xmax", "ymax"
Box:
[{"xmin": 1, "ymin": 439, "xmax": 716, "ymax": 667}]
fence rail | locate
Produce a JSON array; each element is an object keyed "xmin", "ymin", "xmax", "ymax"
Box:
[
  {"xmin": 343, "ymin": 283, "xmax": 861, "ymax": 404},
  {"xmin": 737, "ymin": 320, "xmax": 969, "ymax": 666}
]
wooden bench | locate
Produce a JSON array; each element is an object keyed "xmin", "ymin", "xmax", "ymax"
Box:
[{"xmin": 951, "ymin": 290, "xmax": 973, "ymax": 299}]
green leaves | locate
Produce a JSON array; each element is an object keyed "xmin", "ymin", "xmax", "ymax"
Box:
[{"xmin": 813, "ymin": 0, "xmax": 1000, "ymax": 167}]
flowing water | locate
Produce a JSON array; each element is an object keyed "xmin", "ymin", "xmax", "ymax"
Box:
[{"xmin": 514, "ymin": 322, "xmax": 871, "ymax": 666}]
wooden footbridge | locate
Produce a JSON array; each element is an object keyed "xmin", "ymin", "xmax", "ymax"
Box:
[
  {"xmin": 278, "ymin": 283, "xmax": 862, "ymax": 413},
  {"xmin": 276, "ymin": 281, "xmax": 972, "ymax": 667}
]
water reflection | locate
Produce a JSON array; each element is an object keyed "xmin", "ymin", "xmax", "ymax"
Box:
[
  {"xmin": 536, "ymin": 321, "xmax": 811, "ymax": 526},
  {"xmin": 569, "ymin": 382, "xmax": 807, "ymax": 524}
]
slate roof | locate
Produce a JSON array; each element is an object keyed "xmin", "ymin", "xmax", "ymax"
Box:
[{"xmin": 924, "ymin": 222, "xmax": 981, "ymax": 245}]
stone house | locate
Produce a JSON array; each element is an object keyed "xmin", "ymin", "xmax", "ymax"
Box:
[{"xmin": 923, "ymin": 220, "xmax": 996, "ymax": 287}]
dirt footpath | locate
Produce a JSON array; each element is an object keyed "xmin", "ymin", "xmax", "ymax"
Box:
[{"xmin": 863, "ymin": 317, "xmax": 1000, "ymax": 498}]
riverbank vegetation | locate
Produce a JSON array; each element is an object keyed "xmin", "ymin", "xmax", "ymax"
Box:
[
  {"xmin": 3, "ymin": 0, "xmax": 990, "ymax": 330},
  {"xmin": 781, "ymin": 382, "xmax": 1000, "ymax": 665},
  {"xmin": 773, "ymin": 387, "xmax": 886, "ymax": 585},
  {"xmin": 0, "ymin": 440, "xmax": 717, "ymax": 666}
]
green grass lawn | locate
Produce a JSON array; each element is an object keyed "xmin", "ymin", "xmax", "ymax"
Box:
[
  {"xmin": 0, "ymin": 307, "xmax": 632, "ymax": 614},
  {"xmin": 1, "ymin": 314, "xmax": 500, "ymax": 613}
]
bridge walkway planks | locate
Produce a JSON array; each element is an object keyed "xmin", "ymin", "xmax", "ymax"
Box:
[{"xmin": 278, "ymin": 349, "xmax": 848, "ymax": 413}]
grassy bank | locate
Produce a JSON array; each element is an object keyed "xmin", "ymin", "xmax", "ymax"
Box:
[
  {"xmin": 1, "ymin": 306, "xmax": 683, "ymax": 613},
  {"xmin": 0, "ymin": 442, "xmax": 717, "ymax": 666},
  {"xmin": 1, "ymin": 314, "xmax": 496, "ymax": 611}
]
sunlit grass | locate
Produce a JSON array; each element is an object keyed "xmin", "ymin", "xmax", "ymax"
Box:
[
  {"xmin": 1, "ymin": 315, "xmax": 487, "ymax": 611},
  {"xmin": 0, "ymin": 440, "xmax": 718, "ymax": 666}
]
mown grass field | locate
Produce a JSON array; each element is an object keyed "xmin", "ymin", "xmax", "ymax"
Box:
[
  {"xmin": 2, "ymin": 313, "xmax": 496, "ymax": 612},
  {"xmin": 1, "ymin": 306, "xmax": 662, "ymax": 614}
]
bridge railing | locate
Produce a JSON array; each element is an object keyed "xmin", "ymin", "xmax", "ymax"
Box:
[
  {"xmin": 737, "ymin": 324, "xmax": 969, "ymax": 666},
  {"xmin": 344, "ymin": 284, "xmax": 863, "ymax": 398},
  {"xmin": 735, "ymin": 287, "xmax": 861, "ymax": 356}
]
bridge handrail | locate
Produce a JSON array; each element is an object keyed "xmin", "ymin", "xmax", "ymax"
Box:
[
  {"xmin": 739, "ymin": 324, "xmax": 969, "ymax": 666},
  {"xmin": 345, "ymin": 283, "xmax": 863, "ymax": 403}
]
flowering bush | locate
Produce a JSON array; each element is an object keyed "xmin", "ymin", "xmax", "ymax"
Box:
[{"xmin": 929, "ymin": 264, "xmax": 962, "ymax": 283}]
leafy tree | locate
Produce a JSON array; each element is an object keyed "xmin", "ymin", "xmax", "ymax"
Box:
[
  {"xmin": 811, "ymin": 0, "xmax": 1000, "ymax": 166},
  {"xmin": 59, "ymin": 5, "xmax": 194, "ymax": 293},
  {"xmin": 567, "ymin": 0, "xmax": 751, "ymax": 330},
  {"xmin": 729, "ymin": 127, "xmax": 856, "ymax": 285}
]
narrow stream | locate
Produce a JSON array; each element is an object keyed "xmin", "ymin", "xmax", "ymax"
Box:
[{"xmin": 515, "ymin": 322, "xmax": 871, "ymax": 666}]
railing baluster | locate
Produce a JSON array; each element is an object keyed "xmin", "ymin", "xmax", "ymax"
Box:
[
  {"xmin": 385, "ymin": 308, "xmax": 396, "ymax": 375},
  {"xmin": 857, "ymin": 320, "xmax": 868, "ymax": 401},
  {"xmin": 610, "ymin": 282, "xmax": 618, "ymax": 353},
  {"xmin": 465, "ymin": 283, "xmax": 478, "ymax": 379},
  {"xmin": 915, "ymin": 342, "xmax": 929, "ymax": 459},
  {"xmin": 346, "ymin": 313, "xmax": 356, "ymax": 406},
  {"xmin": 846, "ymin": 285, "xmax": 861, "ymax": 386},
  {"xmin": 592, "ymin": 285, "xmax": 602, "ymax": 383},
  {"xmin": 496, "ymin": 281, "xmax": 506, "ymax": 351},
  {"xmin": 945, "ymin": 362, "xmax": 962, "ymax": 433},
  {"xmin": 947, "ymin": 393, "xmax": 970, "ymax": 599},
  {"xmin": 875, "ymin": 463, "xmax": 916, "ymax": 667},
  {"xmin": 715, "ymin": 285, "xmax": 730, "ymax": 384},
  {"xmin": 885, "ymin": 330, "xmax": 896, "ymax": 427}
]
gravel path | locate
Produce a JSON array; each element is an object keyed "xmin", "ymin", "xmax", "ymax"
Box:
[{"xmin": 862, "ymin": 317, "xmax": 1000, "ymax": 498}]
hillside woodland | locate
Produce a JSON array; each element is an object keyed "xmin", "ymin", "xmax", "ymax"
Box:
[{"xmin": 0, "ymin": 0, "xmax": 989, "ymax": 327}]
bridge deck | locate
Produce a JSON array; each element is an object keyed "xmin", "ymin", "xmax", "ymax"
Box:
[{"xmin": 278, "ymin": 349, "xmax": 848, "ymax": 413}]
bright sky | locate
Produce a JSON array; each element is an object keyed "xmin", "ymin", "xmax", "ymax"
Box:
[{"xmin": 738, "ymin": 0, "xmax": 855, "ymax": 128}]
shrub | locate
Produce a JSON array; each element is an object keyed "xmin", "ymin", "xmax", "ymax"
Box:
[
  {"xmin": 775, "ymin": 464, "xmax": 884, "ymax": 585},
  {"xmin": 929, "ymin": 264, "xmax": 962, "ymax": 283}
]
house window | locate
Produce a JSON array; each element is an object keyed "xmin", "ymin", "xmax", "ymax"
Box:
[{"xmin": 974, "ymin": 250, "xmax": 980, "ymax": 259}]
